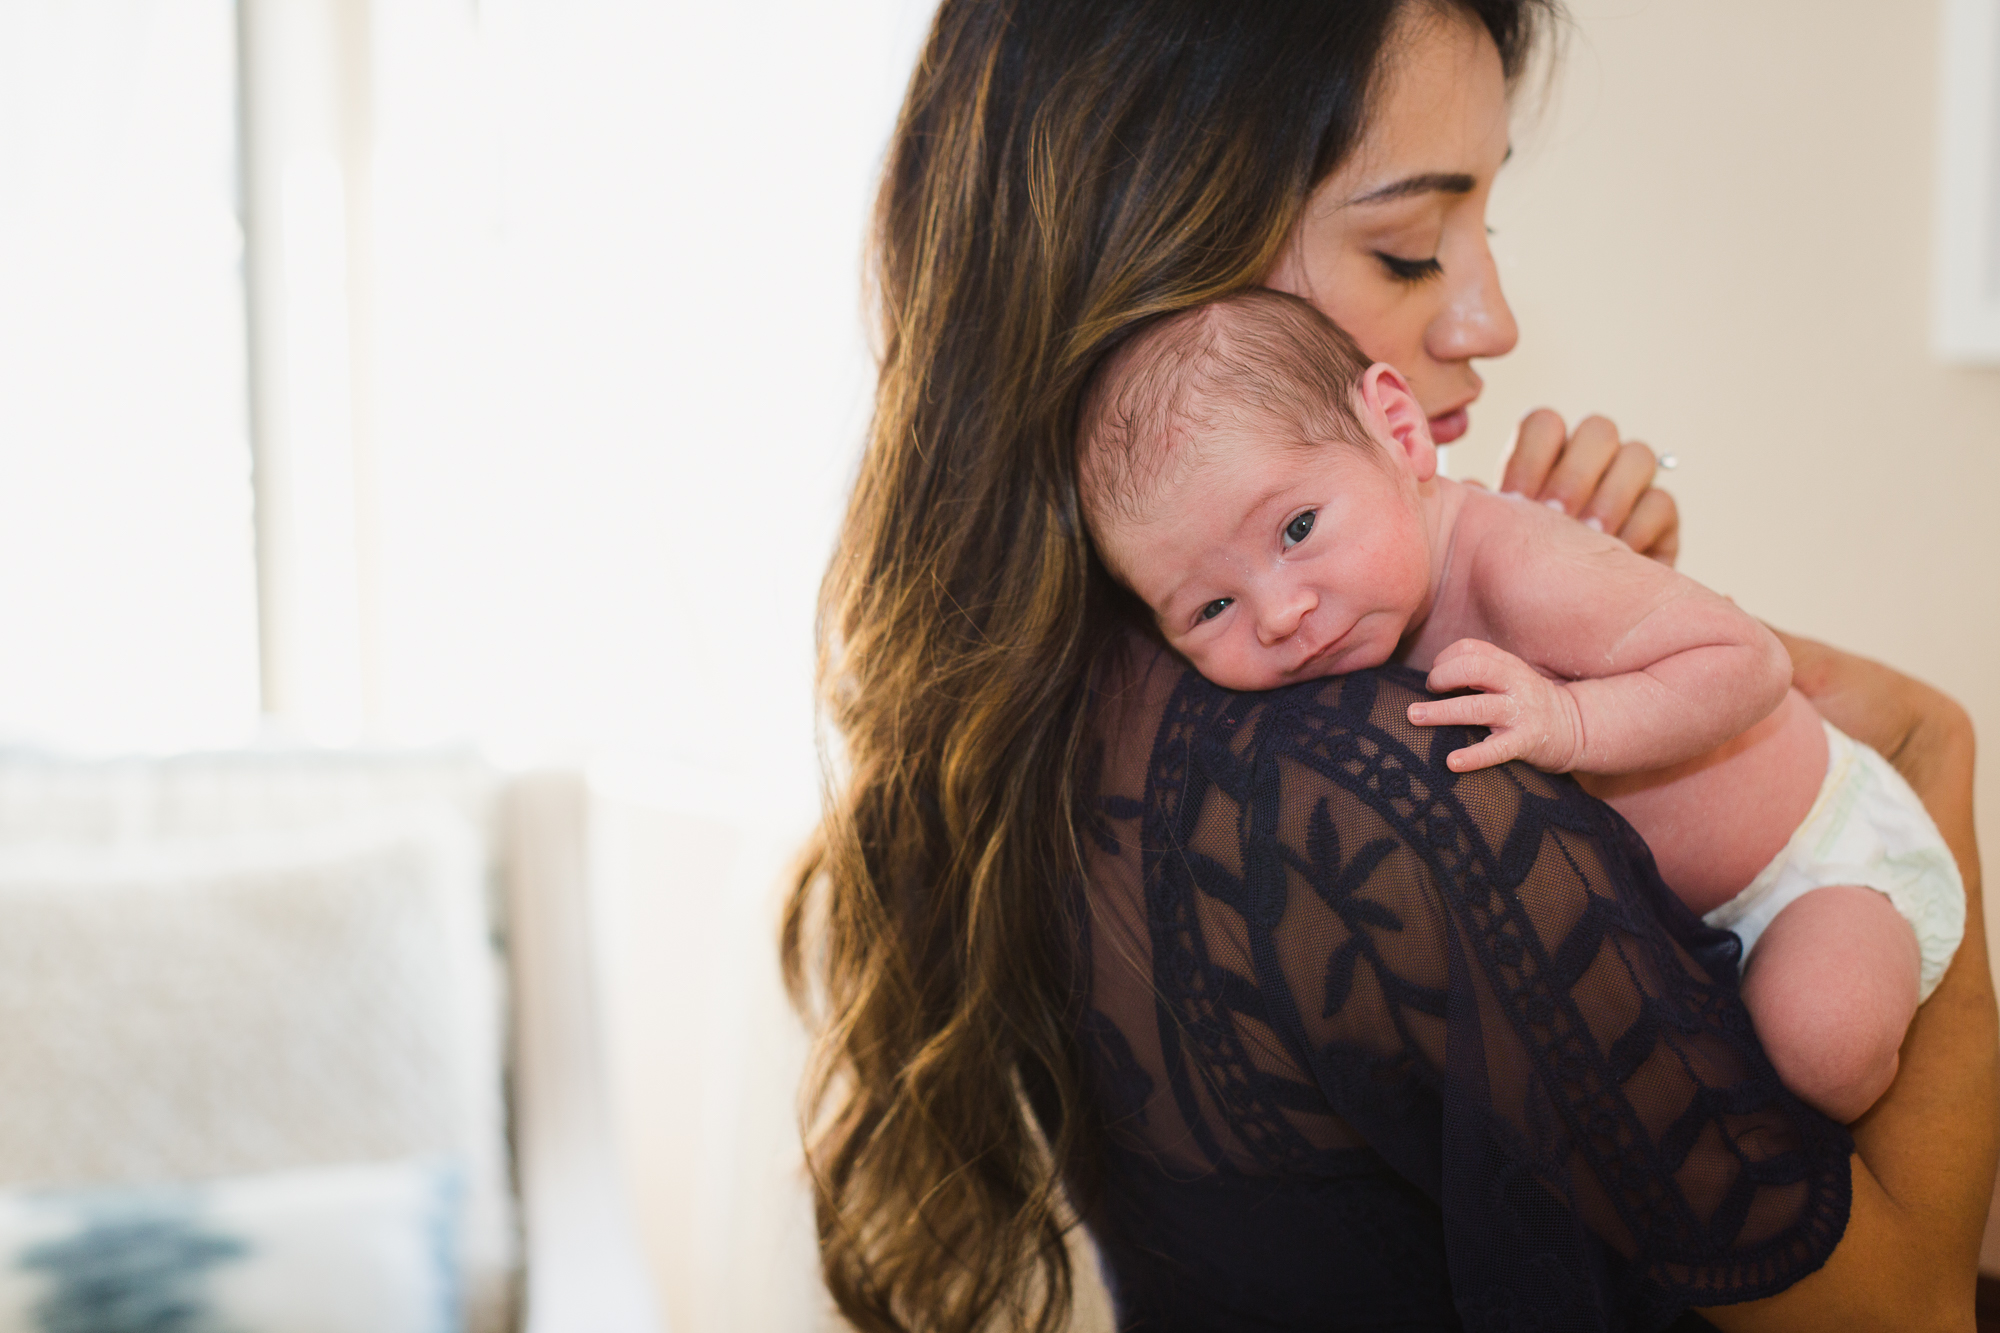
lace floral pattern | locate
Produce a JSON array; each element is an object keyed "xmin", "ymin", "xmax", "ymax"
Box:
[{"xmin": 1076, "ymin": 635, "xmax": 1851, "ymax": 1331}]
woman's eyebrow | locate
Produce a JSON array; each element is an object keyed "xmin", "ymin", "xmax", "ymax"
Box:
[{"xmin": 1346, "ymin": 172, "xmax": 1477, "ymax": 206}]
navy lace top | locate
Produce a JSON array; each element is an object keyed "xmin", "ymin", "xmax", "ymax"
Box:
[{"xmin": 1074, "ymin": 631, "xmax": 1853, "ymax": 1331}]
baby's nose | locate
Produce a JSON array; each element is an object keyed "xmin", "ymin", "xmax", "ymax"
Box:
[{"xmin": 1255, "ymin": 591, "xmax": 1314, "ymax": 647}]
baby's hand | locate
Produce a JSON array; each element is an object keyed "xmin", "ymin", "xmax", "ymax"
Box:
[{"xmin": 1405, "ymin": 639, "xmax": 1586, "ymax": 773}]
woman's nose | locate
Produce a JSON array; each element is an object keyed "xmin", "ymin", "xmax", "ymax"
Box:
[{"xmin": 1426, "ymin": 239, "xmax": 1518, "ymax": 364}]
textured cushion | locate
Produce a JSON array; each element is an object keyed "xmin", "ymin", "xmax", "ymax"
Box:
[
  {"xmin": 0, "ymin": 1157, "xmax": 463, "ymax": 1333},
  {"xmin": 0, "ymin": 809, "xmax": 515, "ymax": 1333},
  {"xmin": 0, "ymin": 751, "xmax": 497, "ymax": 848}
]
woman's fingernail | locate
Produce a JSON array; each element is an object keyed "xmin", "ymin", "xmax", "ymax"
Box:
[
  {"xmin": 1501, "ymin": 490, "xmax": 1525, "ymax": 499},
  {"xmin": 1544, "ymin": 498, "xmax": 1566, "ymax": 513},
  {"xmin": 1583, "ymin": 516, "xmax": 1604, "ymax": 532},
  {"xmin": 1410, "ymin": 705, "xmax": 1426, "ymax": 722}
]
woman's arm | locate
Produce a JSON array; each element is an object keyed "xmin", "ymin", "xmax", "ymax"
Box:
[{"xmin": 1700, "ymin": 630, "xmax": 1997, "ymax": 1333}]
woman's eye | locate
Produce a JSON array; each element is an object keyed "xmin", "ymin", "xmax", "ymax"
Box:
[
  {"xmin": 1198, "ymin": 598, "xmax": 1232, "ymax": 622},
  {"xmin": 1283, "ymin": 510, "xmax": 1316, "ymax": 548},
  {"xmin": 1373, "ymin": 252, "xmax": 1443, "ymax": 283}
]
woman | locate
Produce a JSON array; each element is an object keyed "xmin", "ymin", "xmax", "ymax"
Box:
[{"xmin": 783, "ymin": 2, "xmax": 1998, "ymax": 1329}]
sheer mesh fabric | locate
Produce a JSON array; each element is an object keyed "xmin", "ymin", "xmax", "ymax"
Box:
[{"xmin": 1074, "ymin": 631, "xmax": 1851, "ymax": 1332}]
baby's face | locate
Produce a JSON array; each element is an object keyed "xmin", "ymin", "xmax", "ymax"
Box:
[{"xmin": 1097, "ymin": 425, "xmax": 1434, "ymax": 692}]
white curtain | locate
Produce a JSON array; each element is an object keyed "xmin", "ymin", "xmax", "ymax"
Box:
[
  {"xmin": 0, "ymin": 0, "xmax": 258, "ymax": 753},
  {"xmin": 359, "ymin": 3, "xmax": 936, "ymax": 1328}
]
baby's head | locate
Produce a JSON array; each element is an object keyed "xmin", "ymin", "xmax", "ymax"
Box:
[{"xmin": 1079, "ymin": 288, "xmax": 1441, "ymax": 691}]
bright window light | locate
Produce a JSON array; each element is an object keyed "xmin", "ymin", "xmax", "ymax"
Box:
[
  {"xmin": 367, "ymin": 0, "xmax": 932, "ymax": 824},
  {"xmin": 0, "ymin": 0, "xmax": 258, "ymax": 753}
]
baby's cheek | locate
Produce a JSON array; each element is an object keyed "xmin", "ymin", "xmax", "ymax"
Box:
[
  {"xmin": 1180, "ymin": 640, "xmax": 1229, "ymax": 685},
  {"xmin": 1201, "ymin": 643, "xmax": 1284, "ymax": 694}
]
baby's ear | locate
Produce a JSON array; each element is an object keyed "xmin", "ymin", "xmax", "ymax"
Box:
[{"xmin": 1357, "ymin": 362, "xmax": 1437, "ymax": 483}]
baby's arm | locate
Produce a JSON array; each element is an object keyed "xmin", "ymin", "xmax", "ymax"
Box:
[{"xmin": 1407, "ymin": 499, "xmax": 1791, "ymax": 774}]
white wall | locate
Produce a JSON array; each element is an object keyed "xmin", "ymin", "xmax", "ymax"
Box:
[{"xmin": 1456, "ymin": 0, "xmax": 2000, "ymax": 962}]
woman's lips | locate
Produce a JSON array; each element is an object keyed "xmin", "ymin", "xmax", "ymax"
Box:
[{"xmin": 1428, "ymin": 408, "xmax": 1469, "ymax": 445}]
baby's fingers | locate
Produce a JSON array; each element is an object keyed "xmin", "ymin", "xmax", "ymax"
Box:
[
  {"xmin": 1425, "ymin": 643, "xmax": 1531, "ymax": 697},
  {"xmin": 1443, "ymin": 733, "xmax": 1524, "ymax": 773},
  {"xmin": 1407, "ymin": 694, "xmax": 1520, "ymax": 729}
]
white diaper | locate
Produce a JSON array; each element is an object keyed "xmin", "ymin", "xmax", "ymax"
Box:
[{"xmin": 1702, "ymin": 720, "xmax": 1964, "ymax": 1002}]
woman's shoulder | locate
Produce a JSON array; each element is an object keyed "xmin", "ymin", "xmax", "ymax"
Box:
[
  {"xmin": 1082, "ymin": 625, "xmax": 1749, "ymax": 1063},
  {"xmin": 1086, "ymin": 621, "xmax": 1601, "ymax": 872}
]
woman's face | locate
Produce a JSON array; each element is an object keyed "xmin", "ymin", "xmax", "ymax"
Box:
[{"xmin": 1265, "ymin": 9, "xmax": 1516, "ymax": 445}]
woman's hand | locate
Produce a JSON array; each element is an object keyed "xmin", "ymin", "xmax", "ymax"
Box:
[{"xmin": 1499, "ymin": 409, "xmax": 1680, "ymax": 566}]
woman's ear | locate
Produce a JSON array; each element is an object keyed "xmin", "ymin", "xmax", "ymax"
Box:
[{"xmin": 1358, "ymin": 362, "xmax": 1437, "ymax": 483}]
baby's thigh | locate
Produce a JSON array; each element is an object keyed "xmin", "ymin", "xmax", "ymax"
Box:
[
  {"xmin": 1739, "ymin": 883, "xmax": 1919, "ymax": 1121},
  {"xmin": 1579, "ymin": 689, "xmax": 1827, "ymax": 913}
]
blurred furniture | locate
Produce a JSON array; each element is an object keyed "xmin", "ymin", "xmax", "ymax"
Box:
[{"xmin": 0, "ymin": 749, "xmax": 663, "ymax": 1333}]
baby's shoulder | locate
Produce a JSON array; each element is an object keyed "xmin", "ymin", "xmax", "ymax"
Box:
[
  {"xmin": 1455, "ymin": 481, "xmax": 1574, "ymax": 537},
  {"xmin": 1449, "ymin": 484, "xmax": 1599, "ymax": 581},
  {"xmin": 1447, "ymin": 483, "xmax": 1675, "ymax": 626},
  {"xmin": 1453, "ymin": 484, "xmax": 1628, "ymax": 566}
]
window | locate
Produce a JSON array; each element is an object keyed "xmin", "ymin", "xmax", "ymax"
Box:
[
  {"xmin": 1936, "ymin": 0, "xmax": 2000, "ymax": 360},
  {"xmin": 0, "ymin": 1, "xmax": 257, "ymax": 751}
]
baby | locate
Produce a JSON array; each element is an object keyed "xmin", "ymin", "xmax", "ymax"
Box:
[{"xmin": 1079, "ymin": 288, "xmax": 1964, "ymax": 1121}]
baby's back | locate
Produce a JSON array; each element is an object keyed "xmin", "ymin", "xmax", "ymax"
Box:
[{"xmin": 1580, "ymin": 689, "xmax": 1827, "ymax": 912}]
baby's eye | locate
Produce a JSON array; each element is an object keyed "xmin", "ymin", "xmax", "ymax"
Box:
[
  {"xmin": 1198, "ymin": 598, "xmax": 1233, "ymax": 623},
  {"xmin": 1283, "ymin": 510, "xmax": 1316, "ymax": 548}
]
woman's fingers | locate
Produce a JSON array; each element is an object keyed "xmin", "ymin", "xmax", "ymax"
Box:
[
  {"xmin": 1538, "ymin": 415, "xmax": 1623, "ymax": 517},
  {"xmin": 1617, "ymin": 487, "xmax": 1680, "ymax": 566},
  {"xmin": 1497, "ymin": 408, "xmax": 1568, "ymax": 498},
  {"xmin": 1576, "ymin": 440, "xmax": 1658, "ymax": 534},
  {"xmin": 1498, "ymin": 408, "xmax": 1683, "ymax": 568}
]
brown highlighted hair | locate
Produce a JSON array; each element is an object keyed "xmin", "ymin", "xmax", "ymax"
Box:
[{"xmin": 782, "ymin": 3, "xmax": 1553, "ymax": 1330}]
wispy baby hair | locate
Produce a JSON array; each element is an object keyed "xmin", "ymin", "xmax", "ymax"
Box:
[{"xmin": 1077, "ymin": 287, "xmax": 1375, "ymax": 533}]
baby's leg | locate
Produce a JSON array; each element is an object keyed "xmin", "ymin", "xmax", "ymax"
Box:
[{"xmin": 1737, "ymin": 883, "xmax": 1919, "ymax": 1121}]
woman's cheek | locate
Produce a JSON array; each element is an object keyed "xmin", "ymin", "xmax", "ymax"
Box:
[
  {"xmin": 1330, "ymin": 264, "xmax": 1436, "ymax": 383},
  {"xmin": 1275, "ymin": 246, "xmax": 1369, "ymax": 337}
]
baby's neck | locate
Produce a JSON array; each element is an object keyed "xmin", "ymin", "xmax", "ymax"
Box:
[
  {"xmin": 1398, "ymin": 474, "xmax": 1478, "ymax": 663},
  {"xmin": 1420, "ymin": 473, "xmax": 1473, "ymax": 598}
]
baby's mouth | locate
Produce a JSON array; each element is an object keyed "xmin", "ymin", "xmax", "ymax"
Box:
[{"xmin": 1290, "ymin": 636, "xmax": 1347, "ymax": 678}]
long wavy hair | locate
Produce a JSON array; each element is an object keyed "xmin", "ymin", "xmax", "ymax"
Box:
[{"xmin": 783, "ymin": 3, "xmax": 1553, "ymax": 1328}]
